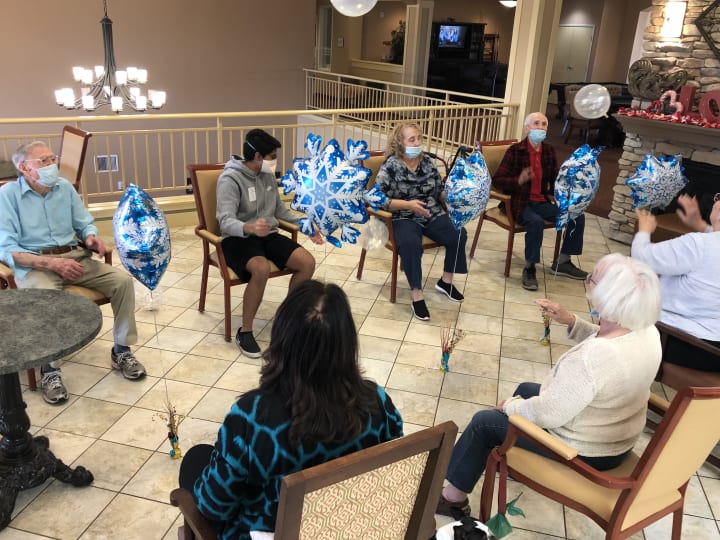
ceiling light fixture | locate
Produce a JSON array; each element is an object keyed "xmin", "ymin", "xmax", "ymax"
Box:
[
  {"xmin": 499, "ymin": 1, "xmax": 518, "ymax": 7},
  {"xmin": 330, "ymin": 0, "xmax": 378, "ymax": 17},
  {"xmin": 54, "ymin": 0, "xmax": 165, "ymax": 113}
]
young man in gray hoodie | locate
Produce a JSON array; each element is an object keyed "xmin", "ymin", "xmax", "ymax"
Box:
[{"xmin": 216, "ymin": 129, "xmax": 322, "ymax": 357}]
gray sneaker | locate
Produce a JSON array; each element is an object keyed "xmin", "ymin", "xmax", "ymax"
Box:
[
  {"xmin": 111, "ymin": 349, "xmax": 147, "ymax": 379},
  {"xmin": 522, "ymin": 266, "xmax": 538, "ymax": 291},
  {"xmin": 39, "ymin": 370, "xmax": 68, "ymax": 404}
]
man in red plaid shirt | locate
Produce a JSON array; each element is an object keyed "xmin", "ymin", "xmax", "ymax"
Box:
[{"xmin": 493, "ymin": 112, "xmax": 588, "ymax": 290}]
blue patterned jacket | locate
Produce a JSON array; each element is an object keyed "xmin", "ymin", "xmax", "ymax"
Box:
[{"xmin": 194, "ymin": 384, "xmax": 403, "ymax": 539}]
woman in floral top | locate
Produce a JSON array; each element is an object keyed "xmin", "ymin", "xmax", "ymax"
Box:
[{"xmin": 376, "ymin": 122, "xmax": 468, "ymax": 321}]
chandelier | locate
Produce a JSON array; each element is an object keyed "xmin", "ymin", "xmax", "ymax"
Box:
[{"xmin": 54, "ymin": 0, "xmax": 165, "ymax": 113}]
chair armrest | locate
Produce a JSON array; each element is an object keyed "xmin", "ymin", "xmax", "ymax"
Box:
[
  {"xmin": 169, "ymin": 488, "xmax": 218, "ymax": 540},
  {"xmin": 278, "ymin": 219, "xmax": 298, "ymax": 232},
  {"xmin": 0, "ymin": 261, "xmax": 17, "ymax": 289},
  {"xmin": 504, "ymin": 415, "xmax": 635, "ymax": 489},
  {"xmin": 507, "ymin": 415, "xmax": 578, "ymax": 460},
  {"xmin": 489, "ymin": 189, "xmax": 511, "ymax": 202},
  {"xmin": 656, "ymin": 321, "xmax": 720, "ymax": 356},
  {"xmin": 648, "ymin": 392, "xmax": 670, "ymax": 415},
  {"xmin": 196, "ymin": 228, "xmax": 222, "ymax": 246},
  {"xmin": 367, "ymin": 207, "xmax": 393, "ymax": 222}
]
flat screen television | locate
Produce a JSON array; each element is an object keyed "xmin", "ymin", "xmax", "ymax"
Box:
[{"xmin": 438, "ymin": 24, "xmax": 468, "ymax": 48}]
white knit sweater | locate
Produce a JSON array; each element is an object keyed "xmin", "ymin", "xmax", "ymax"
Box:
[{"xmin": 503, "ymin": 318, "xmax": 661, "ymax": 457}]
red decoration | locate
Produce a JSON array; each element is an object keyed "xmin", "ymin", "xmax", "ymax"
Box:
[
  {"xmin": 617, "ymin": 86, "xmax": 720, "ymax": 129},
  {"xmin": 698, "ymin": 90, "xmax": 720, "ymax": 124}
]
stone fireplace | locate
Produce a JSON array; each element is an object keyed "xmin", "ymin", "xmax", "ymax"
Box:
[
  {"xmin": 609, "ymin": 115, "xmax": 720, "ymax": 243},
  {"xmin": 607, "ymin": 0, "xmax": 720, "ymax": 244}
]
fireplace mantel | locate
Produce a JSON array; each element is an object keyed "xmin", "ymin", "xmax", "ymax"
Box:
[{"xmin": 614, "ymin": 115, "xmax": 720, "ymax": 149}]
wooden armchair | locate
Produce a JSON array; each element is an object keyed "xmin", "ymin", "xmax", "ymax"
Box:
[
  {"xmin": 187, "ymin": 164, "xmax": 298, "ymax": 341},
  {"xmin": 468, "ymin": 140, "xmax": 561, "ymax": 276},
  {"xmin": 355, "ymin": 151, "xmax": 449, "ymax": 303},
  {"xmin": 481, "ymin": 387, "xmax": 720, "ymax": 539},
  {"xmin": 170, "ymin": 421, "xmax": 458, "ymax": 540}
]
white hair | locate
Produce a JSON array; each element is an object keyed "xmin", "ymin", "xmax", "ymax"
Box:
[
  {"xmin": 12, "ymin": 141, "xmax": 50, "ymax": 169},
  {"xmin": 523, "ymin": 112, "xmax": 544, "ymax": 129},
  {"xmin": 588, "ymin": 253, "xmax": 661, "ymax": 330}
]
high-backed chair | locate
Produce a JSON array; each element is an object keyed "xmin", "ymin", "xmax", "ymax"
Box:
[
  {"xmin": 468, "ymin": 140, "xmax": 561, "ymax": 277},
  {"xmin": 355, "ymin": 151, "xmax": 448, "ymax": 303},
  {"xmin": 58, "ymin": 125, "xmax": 92, "ymax": 190},
  {"xmin": 480, "ymin": 387, "xmax": 720, "ymax": 539},
  {"xmin": 187, "ymin": 163, "xmax": 298, "ymax": 341},
  {"xmin": 170, "ymin": 420, "xmax": 458, "ymax": 540}
]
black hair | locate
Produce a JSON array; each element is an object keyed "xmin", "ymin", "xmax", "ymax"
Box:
[
  {"xmin": 242, "ymin": 128, "xmax": 281, "ymax": 161},
  {"xmin": 258, "ymin": 280, "xmax": 379, "ymax": 445}
]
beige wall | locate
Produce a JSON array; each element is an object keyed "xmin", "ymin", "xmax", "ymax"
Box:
[
  {"xmin": 0, "ymin": 0, "xmax": 316, "ymax": 119},
  {"xmin": 361, "ymin": 2, "xmax": 408, "ymax": 62},
  {"xmin": 560, "ymin": 0, "xmax": 652, "ymax": 82}
]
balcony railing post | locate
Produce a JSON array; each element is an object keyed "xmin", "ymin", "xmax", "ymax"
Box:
[{"xmin": 216, "ymin": 117, "xmax": 224, "ymax": 163}]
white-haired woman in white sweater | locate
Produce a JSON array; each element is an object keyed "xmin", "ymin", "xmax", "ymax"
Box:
[{"xmin": 436, "ymin": 253, "xmax": 663, "ymax": 519}]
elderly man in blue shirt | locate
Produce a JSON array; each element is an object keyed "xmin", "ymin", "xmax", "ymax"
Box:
[{"xmin": 0, "ymin": 141, "xmax": 145, "ymax": 404}]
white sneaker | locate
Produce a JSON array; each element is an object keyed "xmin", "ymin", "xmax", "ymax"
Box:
[{"xmin": 39, "ymin": 370, "xmax": 68, "ymax": 404}]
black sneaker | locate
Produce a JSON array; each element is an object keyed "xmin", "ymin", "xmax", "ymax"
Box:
[
  {"xmin": 551, "ymin": 260, "xmax": 588, "ymax": 280},
  {"xmin": 236, "ymin": 329, "xmax": 262, "ymax": 358},
  {"xmin": 522, "ymin": 266, "xmax": 538, "ymax": 291},
  {"xmin": 411, "ymin": 299, "xmax": 431, "ymax": 321},
  {"xmin": 435, "ymin": 279, "xmax": 464, "ymax": 302}
]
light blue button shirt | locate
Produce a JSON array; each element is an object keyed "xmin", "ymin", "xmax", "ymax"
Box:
[{"xmin": 0, "ymin": 176, "xmax": 98, "ymax": 279}]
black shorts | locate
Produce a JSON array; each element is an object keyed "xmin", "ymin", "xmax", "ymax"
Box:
[{"xmin": 221, "ymin": 233, "xmax": 301, "ymax": 282}]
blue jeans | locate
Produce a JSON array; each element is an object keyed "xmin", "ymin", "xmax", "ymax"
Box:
[
  {"xmin": 520, "ymin": 202, "xmax": 585, "ymax": 264},
  {"xmin": 392, "ymin": 215, "xmax": 467, "ymax": 290},
  {"xmin": 445, "ymin": 382, "xmax": 631, "ymax": 494}
]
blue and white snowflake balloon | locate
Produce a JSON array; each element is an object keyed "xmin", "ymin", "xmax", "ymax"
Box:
[
  {"xmin": 625, "ymin": 154, "xmax": 687, "ymax": 210},
  {"xmin": 113, "ymin": 184, "xmax": 171, "ymax": 291},
  {"xmin": 445, "ymin": 149, "xmax": 491, "ymax": 230},
  {"xmin": 280, "ymin": 134, "xmax": 383, "ymax": 248},
  {"xmin": 555, "ymin": 145, "xmax": 603, "ymax": 230}
]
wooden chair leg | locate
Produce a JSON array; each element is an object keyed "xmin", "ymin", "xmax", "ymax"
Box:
[
  {"xmin": 552, "ymin": 230, "xmax": 562, "ymax": 265},
  {"xmin": 504, "ymin": 231, "xmax": 515, "ymax": 277},
  {"xmin": 390, "ymin": 251, "xmax": 399, "ymax": 303},
  {"xmin": 357, "ymin": 248, "xmax": 367, "ymax": 280},
  {"xmin": 469, "ymin": 214, "xmax": 485, "ymax": 258},
  {"xmin": 198, "ymin": 259, "xmax": 209, "ymax": 313},
  {"xmin": 27, "ymin": 368, "xmax": 37, "ymax": 391},
  {"xmin": 223, "ymin": 283, "xmax": 232, "ymax": 342}
]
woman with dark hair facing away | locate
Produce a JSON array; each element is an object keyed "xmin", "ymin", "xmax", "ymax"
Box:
[
  {"xmin": 375, "ymin": 122, "xmax": 468, "ymax": 322},
  {"xmin": 178, "ymin": 280, "xmax": 403, "ymax": 539}
]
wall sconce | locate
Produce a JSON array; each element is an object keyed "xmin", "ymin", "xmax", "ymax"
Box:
[{"xmin": 660, "ymin": 1, "xmax": 687, "ymax": 39}]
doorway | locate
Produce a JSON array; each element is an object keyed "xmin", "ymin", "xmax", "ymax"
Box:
[{"xmin": 551, "ymin": 25, "xmax": 594, "ymax": 85}]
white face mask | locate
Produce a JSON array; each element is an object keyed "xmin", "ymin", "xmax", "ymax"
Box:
[{"xmin": 261, "ymin": 159, "xmax": 277, "ymax": 175}]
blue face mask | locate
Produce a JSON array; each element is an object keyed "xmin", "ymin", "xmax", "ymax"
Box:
[
  {"xmin": 405, "ymin": 146, "xmax": 423, "ymax": 159},
  {"xmin": 528, "ymin": 129, "xmax": 547, "ymax": 145},
  {"xmin": 36, "ymin": 164, "xmax": 60, "ymax": 188}
]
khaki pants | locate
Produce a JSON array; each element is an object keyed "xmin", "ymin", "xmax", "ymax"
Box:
[{"xmin": 16, "ymin": 249, "xmax": 138, "ymax": 347}]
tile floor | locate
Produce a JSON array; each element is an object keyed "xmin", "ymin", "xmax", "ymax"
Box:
[{"xmin": 3, "ymin": 214, "xmax": 719, "ymax": 539}]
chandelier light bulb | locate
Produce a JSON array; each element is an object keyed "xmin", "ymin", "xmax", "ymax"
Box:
[
  {"xmin": 136, "ymin": 69, "xmax": 147, "ymax": 84},
  {"xmin": 72, "ymin": 67, "xmax": 85, "ymax": 81},
  {"xmin": 126, "ymin": 66, "xmax": 138, "ymax": 80},
  {"xmin": 136, "ymin": 95, "xmax": 147, "ymax": 110},
  {"xmin": 329, "ymin": 0, "xmax": 377, "ymax": 17},
  {"xmin": 82, "ymin": 95, "xmax": 95, "ymax": 110},
  {"xmin": 94, "ymin": 65, "xmax": 105, "ymax": 77},
  {"xmin": 115, "ymin": 70, "xmax": 128, "ymax": 85},
  {"xmin": 111, "ymin": 96, "xmax": 123, "ymax": 112}
]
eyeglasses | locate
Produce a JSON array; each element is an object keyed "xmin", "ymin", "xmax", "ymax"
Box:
[
  {"xmin": 24, "ymin": 155, "xmax": 59, "ymax": 166},
  {"xmin": 585, "ymin": 272, "xmax": 598, "ymax": 286}
]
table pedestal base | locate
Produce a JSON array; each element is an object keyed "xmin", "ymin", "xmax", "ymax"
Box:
[{"xmin": 0, "ymin": 373, "xmax": 93, "ymax": 530}]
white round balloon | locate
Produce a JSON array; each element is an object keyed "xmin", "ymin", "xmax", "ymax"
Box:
[
  {"xmin": 330, "ymin": 0, "xmax": 377, "ymax": 17},
  {"xmin": 573, "ymin": 84, "xmax": 611, "ymax": 119}
]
